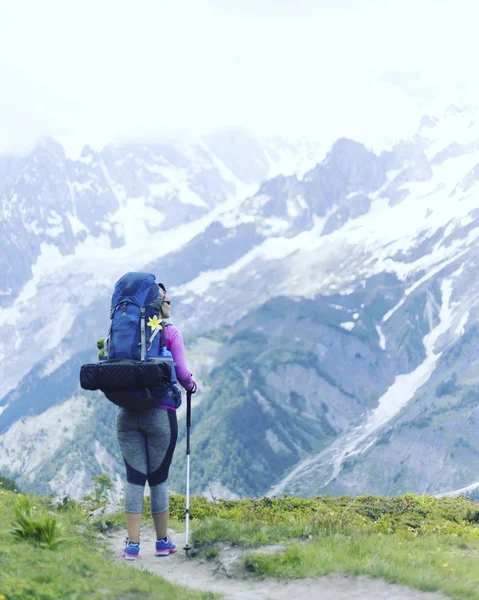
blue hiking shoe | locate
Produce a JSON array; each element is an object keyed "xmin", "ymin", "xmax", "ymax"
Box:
[
  {"xmin": 155, "ymin": 536, "xmax": 177, "ymax": 556},
  {"xmin": 122, "ymin": 539, "xmax": 140, "ymax": 561}
]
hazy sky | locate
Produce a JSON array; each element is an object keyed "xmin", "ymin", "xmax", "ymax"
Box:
[{"xmin": 0, "ymin": 0, "xmax": 478, "ymax": 154}]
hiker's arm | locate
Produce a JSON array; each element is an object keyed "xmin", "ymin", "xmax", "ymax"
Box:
[{"xmin": 169, "ymin": 327, "xmax": 195, "ymax": 391}]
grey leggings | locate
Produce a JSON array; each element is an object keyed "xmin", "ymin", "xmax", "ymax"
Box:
[{"xmin": 116, "ymin": 407, "xmax": 178, "ymax": 514}]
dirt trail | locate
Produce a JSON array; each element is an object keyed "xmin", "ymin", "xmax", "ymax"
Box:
[{"xmin": 107, "ymin": 526, "xmax": 448, "ymax": 600}]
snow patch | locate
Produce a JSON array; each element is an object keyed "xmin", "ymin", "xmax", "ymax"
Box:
[
  {"xmin": 109, "ymin": 196, "xmax": 165, "ymax": 243},
  {"xmin": 264, "ymin": 141, "xmax": 324, "ymax": 179},
  {"xmin": 331, "ymin": 278, "xmax": 457, "ymax": 479},
  {"xmin": 174, "ymin": 218, "xmax": 324, "ymax": 297},
  {"xmin": 149, "ymin": 174, "xmax": 208, "ymax": 208},
  {"xmin": 72, "ymin": 180, "xmax": 94, "ymax": 194},
  {"xmin": 340, "ymin": 322, "xmax": 355, "ymax": 331},
  {"xmin": 67, "ymin": 213, "xmax": 88, "ymax": 235},
  {"xmin": 286, "ymin": 198, "xmax": 299, "ymax": 217},
  {"xmin": 47, "ymin": 211, "xmax": 62, "ymax": 226},
  {"xmin": 254, "ymin": 390, "xmax": 273, "ymax": 413},
  {"xmin": 455, "ymin": 311, "xmax": 469, "ymax": 337},
  {"xmin": 79, "ymin": 153, "xmax": 94, "ymax": 165},
  {"xmin": 258, "ymin": 217, "xmax": 290, "ymax": 235},
  {"xmin": 365, "ymin": 279, "xmax": 454, "ymax": 433},
  {"xmin": 28, "ymin": 220, "xmax": 44, "ymax": 235},
  {"xmin": 382, "ymin": 250, "xmax": 468, "ymax": 323},
  {"xmin": 0, "ymin": 243, "xmax": 64, "ymax": 327},
  {"xmin": 375, "ymin": 325, "xmax": 386, "ymax": 350},
  {"xmin": 36, "ymin": 303, "xmax": 77, "ymax": 354},
  {"xmin": 45, "ymin": 225, "xmax": 64, "ymax": 238},
  {"xmin": 266, "ymin": 429, "xmax": 291, "ymax": 454},
  {"xmin": 437, "ymin": 479, "xmax": 479, "ymax": 498},
  {"xmin": 40, "ymin": 350, "xmax": 73, "ymax": 378}
]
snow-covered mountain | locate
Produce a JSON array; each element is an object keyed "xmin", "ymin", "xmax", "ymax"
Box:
[
  {"xmin": 0, "ymin": 130, "xmax": 322, "ymax": 403},
  {"xmin": 1, "ymin": 109, "xmax": 479, "ymax": 501},
  {"xmin": 0, "ymin": 129, "xmax": 320, "ymax": 306}
]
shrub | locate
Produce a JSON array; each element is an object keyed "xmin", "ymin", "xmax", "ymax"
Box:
[
  {"xmin": 436, "ymin": 373, "xmax": 460, "ymax": 397},
  {"xmin": 9, "ymin": 496, "xmax": 68, "ymax": 549},
  {"xmin": 82, "ymin": 474, "xmax": 113, "ymax": 509},
  {"xmin": 171, "ymin": 492, "xmax": 479, "ymax": 539},
  {"xmin": 0, "ymin": 473, "xmax": 19, "ymax": 492}
]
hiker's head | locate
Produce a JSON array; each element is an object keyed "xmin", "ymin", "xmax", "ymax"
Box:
[{"xmin": 158, "ymin": 282, "xmax": 171, "ymax": 319}]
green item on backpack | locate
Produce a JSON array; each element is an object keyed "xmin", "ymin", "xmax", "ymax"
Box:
[{"xmin": 97, "ymin": 337, "xmax": 105, "ymax": 360}]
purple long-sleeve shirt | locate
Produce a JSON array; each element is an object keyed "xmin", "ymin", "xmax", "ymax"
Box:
[{"xmin": 165, "ymin": 325, "xmax": 194, "ymax": 391}]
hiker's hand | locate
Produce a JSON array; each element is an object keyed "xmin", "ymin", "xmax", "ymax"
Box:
[{"xmin": 191, "ymin": 381, "xmax": 197, "ymax": 394}]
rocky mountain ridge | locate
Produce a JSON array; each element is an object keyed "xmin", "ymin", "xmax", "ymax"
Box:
[{"xmin": 1, "ymin": 107, "xmax": 479, "ymax": 501}]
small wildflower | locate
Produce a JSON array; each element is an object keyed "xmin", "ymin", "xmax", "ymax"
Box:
[
  {"xmin": 442, "ymin": 563, "xmax": 448, "ymax": 568},
  {"xmin": 0, "ymin": 594, "xmax": 6, "ymax": 600}
]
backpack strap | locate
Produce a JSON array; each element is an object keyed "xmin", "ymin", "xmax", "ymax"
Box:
[
  {"xmin": 159, "ymin": 321, "xmax": 170, "ymax": 350},
  {"xmin": 140, "ymin": 308, "xmax": 146, "ymax": 361},
  {"xmin": 104, "ymin": 329, "xmax": 111, "ymax": 359}
]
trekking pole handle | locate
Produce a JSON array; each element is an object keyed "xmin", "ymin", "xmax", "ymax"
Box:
[{"xmin": 186, "ymin": 389, "xmax": 192, "ymax": 453}]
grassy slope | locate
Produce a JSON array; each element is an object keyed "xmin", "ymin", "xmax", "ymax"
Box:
[
  {"xmin": 0, "ymin": 489, "xmax": 214, "ymax": 600},
  {"xmin": 175, "ymin": 493, "xmax": 479, "ymax": 600},
  {"xmin": 2, "ymin": 488, "xmax": 479, "ymax": 600}
]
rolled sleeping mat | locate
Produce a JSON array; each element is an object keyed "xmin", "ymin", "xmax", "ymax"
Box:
[{"xmin": 80, "ymin": 359, "xmax": 172, "ymax": 391}]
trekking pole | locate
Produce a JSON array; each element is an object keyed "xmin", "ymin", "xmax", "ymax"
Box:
[{"xmin": 184, "ymin": 389, "xmax": 192, "ymax": 557}]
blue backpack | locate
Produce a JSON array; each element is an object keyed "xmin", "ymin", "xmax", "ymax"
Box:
[{"xmin": 80, "ymin": 272, "xmax": 181, "ymax": 410}]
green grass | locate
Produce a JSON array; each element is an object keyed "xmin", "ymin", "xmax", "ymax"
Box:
[
  {"xmin": 0, "ymin": 490, "xmax": 214, "ymax": 600},
  {"xmin": 168, "ymin": 492, "xmax": 479, "ymax": 538},
  {"xmin": 3, "ymin": 487, "xmax": 479, "ymax": 600},
  {"xmin": 243, "ymin": 534, "xmax": 479, "ymax": 600},
  {"xmin": 179, "ymin": 492, "xmax": 479, "ymax": 600},
  {"xmin": 191, "ymin": 518, "xmax": 306, "ymax": 546}
]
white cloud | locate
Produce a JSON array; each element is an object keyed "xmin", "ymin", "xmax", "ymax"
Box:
[{"xmin": 0, "ymin": 0, "xmax": 478, "ymax": 154}]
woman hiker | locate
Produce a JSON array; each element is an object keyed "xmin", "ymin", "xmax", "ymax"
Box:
[{"xmin": 115, "ymin": 282, "xmax": 197, "ymax": 560}]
